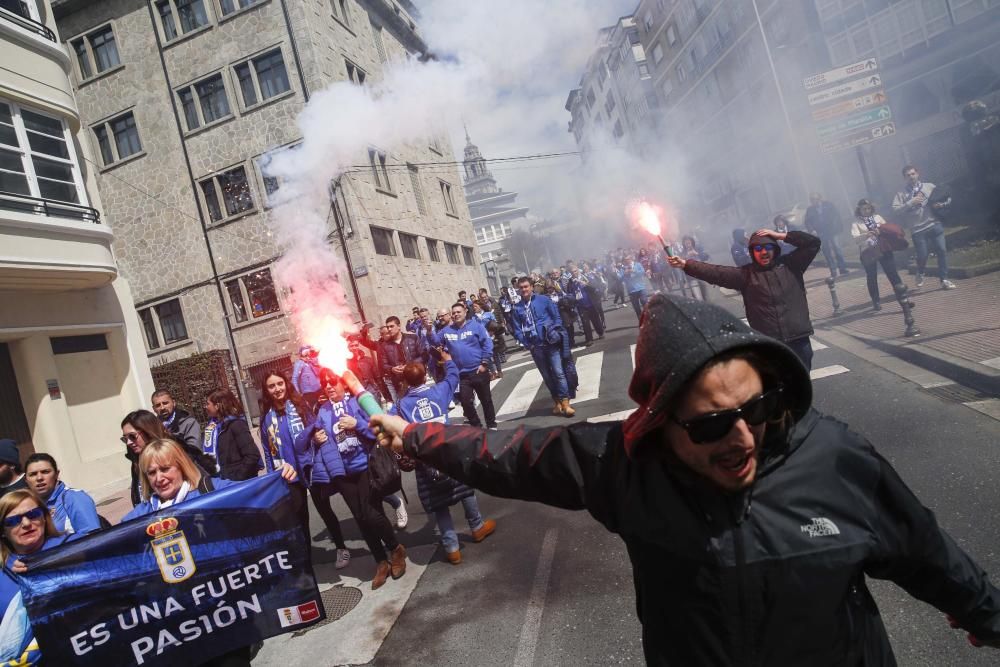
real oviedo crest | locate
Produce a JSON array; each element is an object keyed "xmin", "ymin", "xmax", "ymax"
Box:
[{"xmin": 146, "ymin": 517, "xmax": 196, "ymax": 584}]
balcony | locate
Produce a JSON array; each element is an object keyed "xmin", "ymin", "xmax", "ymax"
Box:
[
  {"xmin": 0, "ymin": 191, "xmax": 117, "ymax": 290},
  {"xmin": 0, "ymin": 1, "xmax": 56, "ymax": 42}
]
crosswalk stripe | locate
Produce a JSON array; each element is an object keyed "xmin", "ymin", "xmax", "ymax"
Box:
[
  {"xmin": 496, "ymin": 368, "xmax": 546, "ymax": 420},
  {"xmin": 811, "ymin": 337, "xmax": 828, "ymax": 350},
  {"xmin": 587, "ymin": 408, "xmax": 635, "ymax": 423},
  {"xmin": 574, "ymin": 352, "xmax": 604, "ymax": 403},
  {"xmin": 630, "ymin": 344, "xmax": 636, "ymax": 370},
  {"xmin": 810, "ymin": 364, "xmax": 849, "ymax": 380},
  {"xmin": 448, "ymin": 378, "xmax": 501, "ymax": 418}
]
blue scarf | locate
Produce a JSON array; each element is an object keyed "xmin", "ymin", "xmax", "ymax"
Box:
[
  {"xmin": 203, "ymin": 415, "xmax": 239, "ymax": 458},
  {"xmin": 263, "ymin": 401, "xmax": 306, "ymax": 472},
  {"xmin": 862, "ymin": 215, "xmax": 879, "ymax": 232}
]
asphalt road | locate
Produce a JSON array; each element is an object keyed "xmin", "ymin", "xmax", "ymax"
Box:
[{"xmin": 260, "ymin": 296, "xmax": 1000, "ymax": 666}]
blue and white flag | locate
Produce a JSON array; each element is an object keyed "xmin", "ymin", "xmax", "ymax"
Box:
[{"xmin": 18, "ymin": 473, "xmax": 324, "ymax": 666}]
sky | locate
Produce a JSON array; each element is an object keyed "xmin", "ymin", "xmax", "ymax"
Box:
[{"xmin": 418, "ymin": 0, "xmax": 639, "ymax": 221}]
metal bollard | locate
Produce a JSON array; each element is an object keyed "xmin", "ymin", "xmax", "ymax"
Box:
[
  {"xmin": 825, "ymin": 277, "xmax": 841, "ymax": 316},
  {"xmin": 893, "ymin": 283, "xmax": 920, "ymax": 337}
]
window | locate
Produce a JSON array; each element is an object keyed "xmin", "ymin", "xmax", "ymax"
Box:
[
  {"xmin": 638, "ymin": 62, "xmax": 650, "ymax": 79},
  {"xmin": 368, "ymin": 148, "xmax": 392, "ymax": 192},
  {"xmin": 200, "ymin": 164, "xmax": 254, "ymax": 222},
  {"xmin": 475, "ymin": 227, "xmax": 486, "ymax": 244},
  {"xmin": 371, "ymin": 226, "xmax": 396, "ymax": 256},
  {"xmin": 218, "ymin": 0, "xmax": 259, "ymax": 16},
  {"xmin": 176, "ymin": 73, "xmax": 230, "ymax": 131},
  {"xmin": 70, "ymin": 24, "xmax": 120, "ymax": 80},
  {"xmin": 585, "ymin": 88, "xmax": 597, "ymax": 110},
  {"xmin": 652, "ymin": 43, "xmax": 664, "ymax": 65},
  {"xmin": 0, "ymin": 99, "xmax": 85, "ymax": 204},
  {"xmin": 676, "ymin": 63, "xmax": 687, "ymax": 82},
  {"xmin": 408, "ymin": 164, "xmax": 426, "ymax": 215},
  {"xmin": 50, "ymin": 334, "xmax": 108, "ymax": 354},
  {"xmin": 332, "ymin": 0, "xmax": 351, "ymax": 26},
  {"xmin": 225, "ymin": 267, "xmax": 280, "ymax": 323},
  {"xmin": 399, "ymin": 232, "xmax": 421, "ymax": 259},
  {"xmin": 330, "ymin": 182, "xmax": 353, "ymax": 236},
  {"xmin": 345, "ymin": 59, "xmax": 366, "ymax": 85},
  {"xmin": 643, "ymin": 11, "xmax": 653, "ymax": 31},
  {"xmin": 604, "ymin": 92, "xmax": 616, "ymax": 114},
  {"xmin": 426, "ymin": 238, "xmax": 440, "ymax": 262},
  {"xmin": 234, "ymin": 49, "xmax": 290, "ymax": 108},
  {"xmin": 138, "ymin": 298, "xmax": 189, "ymax": 348},
  {"xmin": 661, "ymin": 77, "xmax": 674, "ymax": 99},
  {"xmin": 370, "ymin": 19, "xmax": 387, "ymax": 62},
  {"xmin": 444, "ymin": 242, "xmax": 460, "ymax": 265},
  {"xmin": 93, "ymin": 111, "xmax": 142, "ymax": 166},
  {"xmin": 440, "ymin": 180, "xmax": 457, "ymax": 216},
  {"xmin": 613, "ymin": 120, "xmax": 624, "ymax": 139},
  {"xmin": 461, "ymin": 246, "xmax": 474, "ymax": 266},
  {"xmin": 154, "ymin": 0, "xmax": 209, "ymax": 42},
  {"xmin": 666, "ymin": 24, "xmax": 678, "ymax": 46}
]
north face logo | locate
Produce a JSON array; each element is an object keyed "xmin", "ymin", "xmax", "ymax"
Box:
[{"xmin": 801, "ymin": 517, "xmax": 841, "ymax": 538}]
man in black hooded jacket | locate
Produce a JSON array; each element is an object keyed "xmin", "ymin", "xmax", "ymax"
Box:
[
  {"xmin": 369, "ymin": 294, "xmax": 1000, "ymax": 665},
  {"xmin": 669, "ymin": 227, "xmax": 820, "ymax": 370}
]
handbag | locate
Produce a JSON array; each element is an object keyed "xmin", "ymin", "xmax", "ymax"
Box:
[{"xmin": 877, "ymin": 222, "xmax": 909, "ymax": 253}]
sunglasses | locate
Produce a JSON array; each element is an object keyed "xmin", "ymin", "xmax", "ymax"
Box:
[
  {"xmin": 120, "ymin": 433, "xmax": 140, "ymax": 444},
  {"xmin": 752, "ymin": 243, "xmax": 777, "ymax": 253},
  {"xmin": 3, "ymin": 506, "xmax": 45, "ymax": 528},
  {"xmin": 673, "ymin": 386, "xmax": 784, "ymax": 444}
]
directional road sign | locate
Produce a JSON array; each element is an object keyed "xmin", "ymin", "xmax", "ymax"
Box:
[
  {"xmin": 803, "ymin": 58, "xmax": 878, "ymax": 90},
  {"xmin": 807, "ymin": 74, "xmax": 883, "ymax": 106},
  {"xmin": 816, "ymin": 105, "xmax": 892, "ymax": 138},
  {"xmin": 820, "ymin": 122, "xmax": 896, "ymax": 154},
  {"xmin": 810, "ymin": 91, "xmax": 889, "ymax": 122}
]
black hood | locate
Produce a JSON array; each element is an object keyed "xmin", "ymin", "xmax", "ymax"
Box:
[{"xmin": 622, "ymin": 294, "xmax": 812, "ymax": 456}]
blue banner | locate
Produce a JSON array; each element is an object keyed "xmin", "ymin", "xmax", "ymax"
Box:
[{"xmin": 18, "ymin": 473, "xmax": 324, "ymax": 666}]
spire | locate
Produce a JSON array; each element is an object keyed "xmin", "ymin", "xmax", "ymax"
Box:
[{"xmin": 464, "ymin": 122, "xmax": 471, "ymax": 144}]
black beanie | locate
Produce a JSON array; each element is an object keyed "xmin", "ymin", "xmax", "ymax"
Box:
[{"xmin": 622, "ymin": 294, "xmax": 811, "ymax": 456}]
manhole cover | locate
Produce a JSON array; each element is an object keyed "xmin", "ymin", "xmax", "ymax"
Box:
[{"xmin": 292, "ymin": 586, "xmax": 362, "ymax": 636}]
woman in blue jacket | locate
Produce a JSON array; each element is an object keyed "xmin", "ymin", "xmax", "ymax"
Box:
[
  {"xmin": 392, "ymin": 356, "xmax": 496, "ymax": 565},
  {"xmin": 0, "ymin": 488, "xmax": 67, "ymax": 665},
  {"xmin": 260, "ymin": 370, "xmax": 346, "ymax": 553},
  {"xmin": 299, "ymin": 369, "xmax": 406, "ymax": 590},
  {"xmin": 24, "ymin": 453, "xmax": 101, "ymax": 536}
]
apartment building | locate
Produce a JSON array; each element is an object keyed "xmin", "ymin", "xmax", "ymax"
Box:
[
  {"xmin": 0, "ymin": 0, "xmax": 154, "ymax": 495},
  {"xmin": 51, "ymin": 0, "xmax": 483, "ymax": 391}
]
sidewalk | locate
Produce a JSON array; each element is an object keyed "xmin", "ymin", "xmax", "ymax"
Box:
[{"xmin": 800, "ymin": 264, "xmax": 1000, "ymax": 395}]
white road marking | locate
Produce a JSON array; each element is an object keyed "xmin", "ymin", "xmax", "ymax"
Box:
[
  {"xmin": 448, "ymin": 378, "xmax": 501, "ymax": 418},
  {"xmin": 964, "ymin": 399, "xmax": 1000, "ymax": 421},
  {"xmin": 573, "ymin": 351, "xmax": 604, "ymax": 403},
  {"xmin": 810, "ymin": 364, "xmax": 850, "ymax": 380},
  {"xmin": 810, "ymin": 337, "xmax": 828, "ymax": 350},
  {"xmin": 630, "ymin": 344, "xmax": 636, "ymax": 370},
  {"xmin": 587, "ymin": 409, "xmax": 636, "ymax": 423},
  {"xmin": 496, "ymin": 368, "xmax": 546, "ymax": 420},
  {"xmin": 981, "ymin": 357, "xmax": 1000, "ymax": 370},
  {"xmin": 513, "ymin": 528, "xmax": 558, "ymax": 667}
]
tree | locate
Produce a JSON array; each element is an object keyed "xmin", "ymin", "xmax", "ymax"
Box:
[{"xmin": 505, "ymin": 229, "xmax": 548, "ymax": 274}]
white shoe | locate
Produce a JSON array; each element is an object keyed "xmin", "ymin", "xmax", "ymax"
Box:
[
  {"xmin": 395, "ymin": 502, "xmax": 409, "ymax": 529},
  {"xmin": 335, "ymin": 548, "xmax": 351, "ymax": 570},
  {"xmin": 941, "ymin": 279, "xmax": 957, "ymax": 290},
  {"xmin": 915, "ymin": 273, "xmax": 925, "ymax": 287}
]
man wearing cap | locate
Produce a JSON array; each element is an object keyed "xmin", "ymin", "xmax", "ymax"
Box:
[
  {"xmin": 668, "ymin": 227, "xmax": 820, "ymax": 370},
  {"xmin": 292, "ymin": 345, "xmax": 323, "ymax": 410},
  {"xmin": 0, "ymin": 439, "xmax": 28, "ymax": 497},
  {"xmin": 369, "ymin": 294, "xmax": 1000, "ymax": 664}
]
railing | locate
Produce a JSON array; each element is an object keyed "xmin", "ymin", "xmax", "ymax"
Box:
[
  {"xmin": 0, "ymin": 191, "xmax": 101, "ymax": 223},
  {"xmin": 0, "ymin": 3, "xmax": 57, "ymax": 42}
]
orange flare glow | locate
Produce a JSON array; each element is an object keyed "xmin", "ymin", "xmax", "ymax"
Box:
[{"xmin": 298, "ymin": 310, "xmax": 351, "ymax": 374}]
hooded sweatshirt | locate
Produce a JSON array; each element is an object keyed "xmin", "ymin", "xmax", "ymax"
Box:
[
  {"xmin": 389, "ymin": 294, "xmax": 1000, "ymax": 665},
  {"xmin": 431, "ymin": 318, "xmax": 493, "ymax": 374}
]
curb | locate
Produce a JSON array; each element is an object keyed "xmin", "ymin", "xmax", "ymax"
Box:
[{"xmin": 820, "ymin": 324, "xmax": 1000, "ymax": 398}]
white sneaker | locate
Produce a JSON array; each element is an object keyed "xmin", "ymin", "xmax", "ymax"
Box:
[
  {"xmin": 915, "ymin": 273, "xmax": 925, "ymax": 287},
  {"xmin": 395, "ymin": 502, "xmax": 409, "ymax": 529},
  {"xmin": 941, "ymin": 279, "xmax": 957, "ymax": 290},
  {"xmin": 335, "ymin": 548, "xmax": 351, "ymax": 570}
]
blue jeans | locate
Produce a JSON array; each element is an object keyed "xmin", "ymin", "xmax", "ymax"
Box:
[
  {"xmin": 434, "ymin": 495, "xmax": 483, "ymax": 553},
  {"xmin": 629, "ymin": 290, "xmax": 647, "ymax": 319},
  {"xmin": 383, "ymin": 494, "xmax": 401, "ymax": 509},
  {"xmin": 530, "ymin": 343, "xmax": 569, "ymax": 401},
  {"xmin": 784, "ymin": 336, "xmax": 814, "ymax": 371},
  {"xmin": 819, "ymin": 234, "xmax": 848, "ymax": 275},
  {"xmin": 912, "ymin": 222, "xmax": 948, "ymax": 281}
]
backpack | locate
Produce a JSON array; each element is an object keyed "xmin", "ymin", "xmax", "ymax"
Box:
[{"xmin": 368, "ymin": 445, "xmax": 402, "ymax": 497}]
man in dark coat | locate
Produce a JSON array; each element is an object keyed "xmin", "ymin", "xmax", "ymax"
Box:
[
  {"xmin": 369, "ymin": 295, "xmax": 1000, "ymax": 665},
  {"xmin": 805, "ymin": 192, "xmax": 849, "ymax": 278},
  {"xmin": 152, "ymin": 390, "xmax": 202, "ymax": 451},
  {"xmin": 669, "ymin": 227, "xmax": 820, "ymax": 369}
]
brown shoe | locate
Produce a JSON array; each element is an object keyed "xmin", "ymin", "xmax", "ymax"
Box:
[
  {"xmin": 552, "ymin": 400, "xmax": 564, "ymax": 416},
  {"xmin": 445, "ymin": 549, "xmax": 462, "ymax": 565},
  {"xmin": 471, "ymin": 518, "xmax": 496, "ymax": 543},
  {"xmin": 560, "ymin": 399, "xmax": 575, "ymax": 417},
  {"xmin": 390, "ymin": 544, "xmax": 407, "ymax": 579},
  {"xmin": 372, "ymin": 560, "xmax": 390, "ymax": 590}
]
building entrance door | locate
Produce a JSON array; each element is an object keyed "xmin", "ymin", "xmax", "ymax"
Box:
[{"xmin": 0, "ymin": 343, "xmax": 32, "ymax": 451}]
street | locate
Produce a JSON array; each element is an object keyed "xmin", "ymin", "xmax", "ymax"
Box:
[{"xmin": 257, "ymin": 296, "xmax": 1000, "ymax": 667}]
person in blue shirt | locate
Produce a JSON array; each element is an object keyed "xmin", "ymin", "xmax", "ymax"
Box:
[
  {"xmin": 569, "ymin": 266, "xmax": 604, "ymax": 345},
  {"xmin": 511, "ymin": 276, "xmax": 576, "ymax": 417},
  {"xmin": 430, "ymin": 302, "xmax": 497, "ymax": 430},
  {"xmin": 391, "ymin": 355, "xmax": 496, "ymax": 564},
  {"xmin": 291, "ymin": 346, "xmax": 323, "ymax": 411},
  {"xmin": 617, "ymin": 254, "xmax": 649, "ymax": 320},
  {"xmin": 24, "ymin": 453, "xmax": 101, "ymax": 536},
  {"xmin": 299, "ymin": 369, "xmax": 406, "ymax": 589}
]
